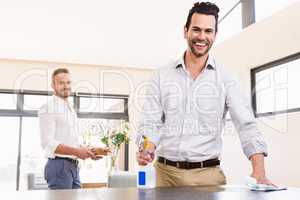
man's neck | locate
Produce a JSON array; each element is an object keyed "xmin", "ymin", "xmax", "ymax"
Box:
[
  {"xmin": 55, "ymin": 94, "xmax": 68, "ymax": 102},
  {"xmin": 184, "ymin": 51, "xmax": 209, "ymax": 79}
]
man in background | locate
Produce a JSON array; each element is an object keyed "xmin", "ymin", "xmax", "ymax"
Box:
[{"xmin": 39, "ymin": 68, "xmax": 108, "ymax": 189}]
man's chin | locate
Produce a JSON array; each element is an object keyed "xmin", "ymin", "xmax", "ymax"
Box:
[
  {"xmin": 192, "ymin": 51, "xmax": 207, "ymax": 58},
  {"xmin": 190, "ymin": 47, "xmax": 209, "ymax": 58},
  {"xmin": 58, "ymin": 93, "xmax": 71, "ymax": 99}
]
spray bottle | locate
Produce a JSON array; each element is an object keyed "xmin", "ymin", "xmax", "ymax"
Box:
[{"xmin": 137, "ymin": 135, "xmax": 156, "ymax": 188}]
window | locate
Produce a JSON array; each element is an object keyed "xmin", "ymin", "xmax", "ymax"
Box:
[
  {"xmin": 251, "ymin": 53, "xmax": 300, "ymax": 117},
  {"xmin": 23, "ymin": 94, "xmax": 50, "ymax": 111},
  {"xmin": 79, "ymin": 96, "xmax": 124, "ymax": 113},
  {"xmin": 0, "ymin": 117, "xmax": 19, "ymax": 191},
  {"xmin": 20, "ymin": 117, "xmax": 46, "ymax": 189},
  {"xmin": 0, "ymin": 90, "xmax": 129, "ymax": 190},
  {"xmin": 0, "ymin": 93, "xmax": 17, "ymax": 110}
]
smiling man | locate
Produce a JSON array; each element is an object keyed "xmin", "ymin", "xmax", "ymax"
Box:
[
  {"xmin": 136, "ymin": 2, "xmax": 275, "ymax": 187},
  {"xmin": 39, "ymin": 68, "xmax": 109, "ymax": 189}
]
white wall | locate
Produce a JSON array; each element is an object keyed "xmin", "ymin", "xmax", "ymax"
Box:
[
  {"xmin": 0, "ymin": 0, "xmax": 252, "ymax": 69},
  {"xmin": 212, "ymin": 1, "xmax": 300, "ymax": 187},
  {"xmin": 0, "ymin": 59, "xmax": 153, "ymax": 94},
  {"xmin": 0, "ymin": 0, "xmax": 192, "ymax": 68}
]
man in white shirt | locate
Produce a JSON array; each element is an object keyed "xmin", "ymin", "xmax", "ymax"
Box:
[
  {"xmin": 39, "ymin": 68, "xmax": 108, "ymax": 189},
  {"xmin": 136, "ymin": 2, "xmax": 275, "ymax": 187}
]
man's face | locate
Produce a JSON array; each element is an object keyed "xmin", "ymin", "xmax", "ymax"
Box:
[
  {"xmin": 52, "ymin": 73, "xmax": 72, "ymax": 99},
  {"xmin": 184, "ymin": 13, "xmax": 217, "ymax": 58}
]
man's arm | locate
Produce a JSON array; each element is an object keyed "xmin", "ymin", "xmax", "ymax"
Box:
[
  {"xmin": 38, "ymin": 109, "xmax": 94, "ymax": 160},
  {"xmin": 136, "ymin": 71, "xmax": 164, "ymax": 147},
  {"xmin": 55, "ymin": 144, "xmax": 95, "ymax": 160},
  {"xmin": 250, "ymin": 153, "xmax": 274, "ymax": 185},
  {"xmin": 136, "ymin": 71, "xmax": 163, "ymax": 165},
  {"xmin": 224, "ymin": 70, "xmax": 273, "ymax": 184}
]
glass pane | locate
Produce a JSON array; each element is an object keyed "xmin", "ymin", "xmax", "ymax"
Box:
[
  {"xmin": 255, "ymin": 0, "xmax": 299, "ymax": 22},
  {"xmin": 20, "ymin": 117, "xmax": 46, "ymax": 190},
  {"xmin": 23, "ymin": 95, "xmax": 74, "ymax": 111},
  {"xmin": 287, "ymin": 62, "xmax": 300, "ymax": 109},
  {"xmin": 23, "ymin": 95, "xmax": 49, "ymax": 111},
  {"xmin": 0, "ymin": 117, "xmax": 20, "ymax": 191},
  {"xmin": 103, "ymin": 98, "xmax": 125, "ymax": 112},
  {"xmin": 255, "ymin": 58, "xmax": 300, "ymax": 114},
  {"xmin": 79, "ymin": 97, "xmax": 124, "ymax": 113},
  {"xmin": 0, "ymin": 93, "xmax": 17, "ymax": 110},
  {"xmin": 79, "ymin": 118, "xmax": 125, "ymax": 183}
]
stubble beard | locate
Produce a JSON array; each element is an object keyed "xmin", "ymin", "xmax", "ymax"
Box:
[{"xmin": 189, "ymin": 39, "xmax": 212, "ymax": 58}]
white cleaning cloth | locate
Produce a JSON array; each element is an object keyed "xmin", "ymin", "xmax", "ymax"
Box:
[{"xmin": 245, "ymin": 176, "xmax": 287, "ymax": 191}]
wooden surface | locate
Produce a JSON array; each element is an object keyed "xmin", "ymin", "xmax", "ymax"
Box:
[
  {"xmin": 4, "ymin": 185, "xmax": 300, "ymax": 200},
  {"xmin": 81, "ymin": 182, "xmax": 107, "ymax": 188}
]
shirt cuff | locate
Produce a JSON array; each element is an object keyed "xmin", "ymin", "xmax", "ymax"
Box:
[
  {"xmin": 44, "ymin": 140, "xmax": 60, "ymax": 158},
  {"xmin": 243, "ymin": 139, "xmax": 268, "ymax": 160},
  {"xmin": 145, "ymin": 132, "xmax": 160, "ymax": 147}
]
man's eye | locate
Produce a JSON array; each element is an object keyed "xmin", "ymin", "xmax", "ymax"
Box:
[{"xmin": 192, "ymin": 29, "xmax": 201, "ymax": 32}]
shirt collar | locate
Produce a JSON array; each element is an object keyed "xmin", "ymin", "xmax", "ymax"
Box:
[
  {"xmin": 53, "ymin": 95, "xmax": 73, "ymax": 107},
  {"xmin": 175, "ymin": 52, "xmax": 215, "ymax": 70}
]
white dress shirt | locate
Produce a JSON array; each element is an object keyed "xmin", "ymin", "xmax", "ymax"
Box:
[
  {"xmin": 38, "ymin": 95, "xmax": 80, "ymax": 159},
  {"xmin": 136, "ymin": 54, "xmax": 267, "ymax": 162}
]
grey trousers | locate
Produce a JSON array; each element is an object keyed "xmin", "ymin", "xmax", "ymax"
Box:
[{"xmin": 44, "ymin": 158, "xmax": 81, "ymax": 190}]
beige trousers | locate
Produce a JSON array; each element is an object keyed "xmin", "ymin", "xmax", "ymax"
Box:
[{"xmin": 154, "ymin": 161, "xmax": 226, "ymax": 187}]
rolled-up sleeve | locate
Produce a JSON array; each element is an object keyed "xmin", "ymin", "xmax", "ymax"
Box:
[
  {"xmin": 225, "ymin": 72, "xmax": 268, "ymax": 159},
  {"xmin": 135, "ymin": 71, "xmax": 164, "ymax": 147},
  {"xmin": 38, "ymin": 107, "xmax": 60, "ymax": 158}
]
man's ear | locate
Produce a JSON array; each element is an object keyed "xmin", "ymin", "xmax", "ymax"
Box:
[
  {"xmin": 51, "ymin": 81, "xmax": 54, "ymax": 90},
  {"xmin": 184, "ymin": 26, "xmax": 188, "ymax": 39}
]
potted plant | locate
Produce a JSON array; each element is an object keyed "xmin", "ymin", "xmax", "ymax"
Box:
[{"xmin": 100, "ymin": 122, "xmax": 130, "ymax": 173}]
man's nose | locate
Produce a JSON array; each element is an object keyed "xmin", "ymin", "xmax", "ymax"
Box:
[
  {"xmin": 198, "ymin": 31, "xmax": 206, "ymax": 40},
  {"xmin": 63, "ymin": 84, "xmax": 70, "ymax": 89},
  {"xmin": 199, "ymin": 31, "xmax": 205, "ymax": 40}
]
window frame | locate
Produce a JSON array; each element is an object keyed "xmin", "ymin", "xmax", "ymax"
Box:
[
  {"xmin": 250, "ymin": 52, "xmax": 300, "ymax": 117},
  {"xmin": 0, "ymin": 89, "xmax": 129, "ymax": 190}
]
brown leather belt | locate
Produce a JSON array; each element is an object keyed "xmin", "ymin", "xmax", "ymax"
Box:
[
  {"xmin": 158, "ymin": 157, "xmax": 220, "ymax": 169},
  {"xmin": 53, "ymin": 157, "xmax": 79, "ymax": 166}
]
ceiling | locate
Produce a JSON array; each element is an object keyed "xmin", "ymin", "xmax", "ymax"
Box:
[{"xmin": 0, "ymin": 0, "xmax": 244, "ymax": 69}]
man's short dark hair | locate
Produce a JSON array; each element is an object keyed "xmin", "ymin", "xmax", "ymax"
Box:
[
  {"xmin": 185, "ymin": 2, "xmax": 220, "ymax": 32},
  {"xmin": 52, "ymin": 68, "xmax": 69, "ymax": 81}
]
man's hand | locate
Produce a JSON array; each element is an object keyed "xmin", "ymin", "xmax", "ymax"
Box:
[
  {"xmin": 89, "ymin": 147, "xmax": 111, "ymax": 160},
  {"xmin": 75, "ymin": 146, "xmax": 96, "ymax": 160},
  {"xmin": 250, "ymin": 153, "xmax": 277, "ymax": 187},
  {"xmin": 90, "ymin": 147, "xmax": 111, "ymax": 156},
  {"xmin": 136, "ymin": 141, "xmax": 156, "ymax": 166},
  {"xmin": 250, "ymin": 172, "xmax": 275, "ymax": 186}
]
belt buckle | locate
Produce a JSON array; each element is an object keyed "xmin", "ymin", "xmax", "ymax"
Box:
[
  {"xmin": 179, "ymin": 162, "xmax": 189, "ymax": 169},
  {"xmin": 69, "ymin": 158, "xmax": 78, "ymax": 166},
  {"xmin": 74, "ymin": 159, "xmax": 79, "ymax": 166}
]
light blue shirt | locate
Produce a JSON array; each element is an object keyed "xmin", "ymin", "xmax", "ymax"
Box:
[{"xmin": 136, "ymin": 54, "xmax": 267, "ymax": 162}]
